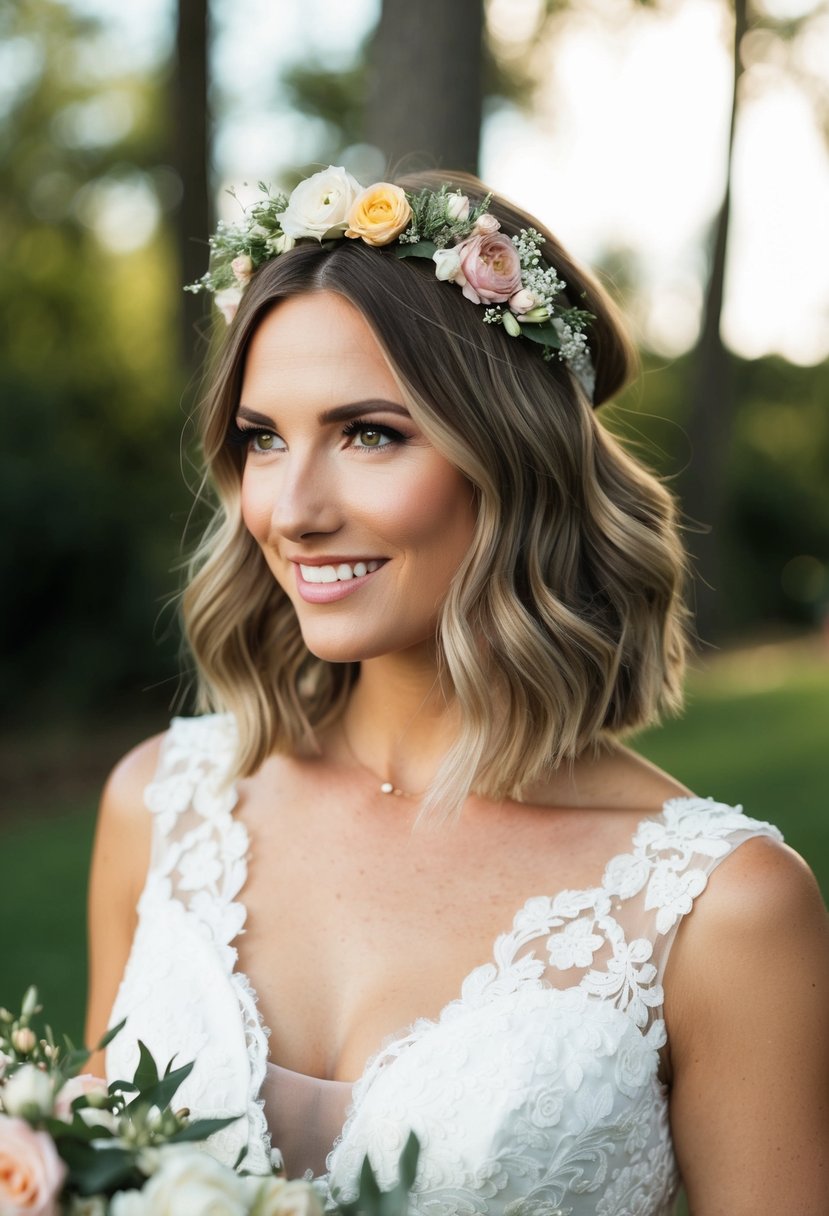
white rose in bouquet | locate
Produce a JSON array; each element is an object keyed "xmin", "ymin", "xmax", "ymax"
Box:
[
  {"xmin": 111, "ymin": 1146, "xmax": 249, "ymax": 1216},
  {"xmin": 2, "ymin": 1063, "xmax": 54, "ymax": 1119}
]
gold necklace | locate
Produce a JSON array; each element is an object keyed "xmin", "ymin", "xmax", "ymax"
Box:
[{"xmin": 339, "ymin": 717, "xmax": 423, "ymax": 798}]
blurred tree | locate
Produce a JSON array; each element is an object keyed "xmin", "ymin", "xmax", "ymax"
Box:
[
  {"xmin": 365, "ymin": 0, "xmax": 484, "ymax": 172},
  {"xmin": 173, "ymin": 0, "xmax": 212, "ymax": 383}
]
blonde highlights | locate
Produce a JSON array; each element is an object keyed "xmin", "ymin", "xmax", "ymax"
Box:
[{"xmin": 181, "ymin": 170, "xmax": 692, "ymax": 823}]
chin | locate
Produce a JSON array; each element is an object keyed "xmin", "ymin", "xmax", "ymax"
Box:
[{"xmin": 297, "ymin": 623, "xmax": 435, "ymax": 665}]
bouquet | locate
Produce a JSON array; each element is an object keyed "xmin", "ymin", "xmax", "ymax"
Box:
[{"xmin": 0, "ymin": 988, "xmax": 418, "ymax": 1215}]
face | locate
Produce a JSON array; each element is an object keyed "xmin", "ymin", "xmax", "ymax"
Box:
[{"xmin": 235, "ymin": 290, "xmax": 477, "ymax": 663}]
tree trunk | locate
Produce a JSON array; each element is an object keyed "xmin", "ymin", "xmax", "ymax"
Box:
[
  {"xmin": 679, "ymin": 0, "xmax": 748, "ymax": 650},
  {"xmin": 172, "ymin": 0, "xmax": 211, "ymax": 386},
  {"xmin": 365, "ymin": 0, "xmax": 484, "ymax": 174}
]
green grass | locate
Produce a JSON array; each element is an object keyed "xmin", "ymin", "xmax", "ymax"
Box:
[{"xmin": 0, "ymin": 799, "xmax": 97, "ymax": 1041}]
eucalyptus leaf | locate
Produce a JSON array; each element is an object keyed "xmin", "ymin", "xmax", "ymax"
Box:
[
  {"xmin": 521, "ymin": 323, "xmax": 561, "ymax": 350},
  {"xmin": 394, "ymin": 241, "xmax": 437, "ymax": 260}
]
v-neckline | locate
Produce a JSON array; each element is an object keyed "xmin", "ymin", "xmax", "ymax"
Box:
[{"xmin": 230, "ymin": 796, "xmax": 692, "ymax": 1098}]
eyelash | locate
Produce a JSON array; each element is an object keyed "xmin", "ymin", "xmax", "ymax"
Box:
[{"xmin": 226, "ymin": 419, "xmax": 408, "ymax": 454}]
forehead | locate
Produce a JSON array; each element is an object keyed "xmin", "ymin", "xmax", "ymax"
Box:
[{"xmin": 240, "ymin": 290, "xmax": 401, "ymax": 408}]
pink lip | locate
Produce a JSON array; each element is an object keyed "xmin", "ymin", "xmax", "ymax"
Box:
[{"xmin": 294, "ymin": 560, "xmax": 388, "ymax": 604}]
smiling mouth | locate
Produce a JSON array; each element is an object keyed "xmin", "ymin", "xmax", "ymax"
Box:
[{"xmin": 298, "ymin": 559, "xmax": 385, "ymax": 584}]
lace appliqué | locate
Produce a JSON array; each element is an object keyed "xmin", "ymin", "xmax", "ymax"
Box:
[{"xmin": 135, "ymin": 714, "xmax": 274, "ymax": 1175}]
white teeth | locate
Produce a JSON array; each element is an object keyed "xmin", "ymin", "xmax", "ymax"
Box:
[{"xmin": 300, "ymin": 560, "xmax": 383, "ymax": 584}]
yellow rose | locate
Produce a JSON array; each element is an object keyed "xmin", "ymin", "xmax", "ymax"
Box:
[{"xmin": 345, "ymin": 183, "xmax": 412, "ymax": 246}]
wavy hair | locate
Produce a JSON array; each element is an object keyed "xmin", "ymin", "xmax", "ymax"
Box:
[{"xmin": 181, "ymin": 169, "xmax": 692, "ymax": 824}]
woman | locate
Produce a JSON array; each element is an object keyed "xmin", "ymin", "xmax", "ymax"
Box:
[{"xmin": 85, "ymin": 168, "xmax": 829, "ymax": 1213}]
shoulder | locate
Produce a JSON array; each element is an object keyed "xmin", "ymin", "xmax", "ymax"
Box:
[{"xmin": 665, "ymin": 829, "xmax": 829, "ymax": 1058}]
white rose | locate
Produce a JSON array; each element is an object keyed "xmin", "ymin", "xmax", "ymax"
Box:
[
  {"xmin": 109, "ymin": 1190, "xmax": 146, "ymax": 1216},
  {"xmin": 133, "ymin": 1146, "xmax": 248, "ymax": 1216},
  {"xmin": 446, "ymin": 192, "xmax": 470, "ymax": 222},
  {"xmin": 214, "ymin": 286, "xmax": 243, "ymax": 325},
  {"xmin": 432, "ymin": 247, "xmax": 465, "ymax": 284},
  {"xmin": 2, "ymin": 1063, "xmax": 54, "ymax": 1118},
  {"xmin": 280, "ymin": 166, "xmax": 362, "ymax": 241},
  {"xmin": 245, "ymin": 1176, "xmax": 325, "ymax": 1216}
]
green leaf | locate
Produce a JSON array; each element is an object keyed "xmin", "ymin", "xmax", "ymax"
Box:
[
  {"xmin": 394, "ymin": 241, "xmax": 437, "ymax": 260},
  {"xmin": 398, "ymin": 1130, "xmax": 420, "ymax": 1190},
  {"xmin": 232, "ymin": 1143, "xmax": 249, "ymax": 1171},
  {"xmin": 56, "ymin": 1141, "xmax": 137, "ymax": 1195},
  {"xmin": 108, "ymin": 1079, "xmax": 138, "ymax": 1096},
  {"xmin": 165, "ymin": 1114, "xmax": 242, "ymax": 1142},
  {"xmin": 132, "ymin": 1041, "xmax": 159, "ymax": 1090},
  {"xmin": 128, "ymin": 1060, "xmax": 193, "ymax": 1111},
  {"xmin": 358, "ymin": 1152, "xmax": 382, "ymax": 1205},
  {"xmin": 520, "ymin": 322, "xmax": 561, "ymax": 350},
  {"xmin": 96, "ymin": 1018, "xmax": 126, "ymax": 1052}
]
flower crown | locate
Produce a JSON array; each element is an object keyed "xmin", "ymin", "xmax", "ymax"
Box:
[{"xmin": 187, "ymin": 165, "xmax": 596, "ymax": 400}]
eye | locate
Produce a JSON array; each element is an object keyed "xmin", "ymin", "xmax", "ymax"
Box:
[
  {"xmin": 227, "ymin": 423, "xmax": 284, "ymax": 454},
  {"xmin": 342, "ymin": 420, "xmax": 405, "ymax": 451}
]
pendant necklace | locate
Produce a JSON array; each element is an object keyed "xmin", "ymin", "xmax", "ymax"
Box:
[{"xmin": 340, "ymin": 717, "xmax": 424, "ymax": 798}]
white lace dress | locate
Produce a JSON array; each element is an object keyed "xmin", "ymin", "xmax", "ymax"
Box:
[{"xmin": 106, "ymin": 714, "xmax": 784, "ymax": 1215}]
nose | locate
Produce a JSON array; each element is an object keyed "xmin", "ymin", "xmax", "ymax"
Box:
[{"xmin": 269, "ymin": 449, "xmax": 343, "ymax": 542}]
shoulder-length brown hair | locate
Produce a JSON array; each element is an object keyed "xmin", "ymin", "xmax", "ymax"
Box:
[{"xmin": 180, "ymin": 169, "xmax": 692, "ymax": 823}]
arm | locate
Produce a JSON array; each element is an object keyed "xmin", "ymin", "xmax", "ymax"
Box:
[
  {"xmin": 665, "ymin": 834, "xmax": 829, "ymax": 1215},
  {"xmin": 83, "ymin": 733, "xmax": 164, "ymax": 1078}
]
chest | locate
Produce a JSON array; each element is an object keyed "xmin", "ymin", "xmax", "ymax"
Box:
[{"xmin": 231, "ymin": 768, "xmax": 645, "ymax": 1081}]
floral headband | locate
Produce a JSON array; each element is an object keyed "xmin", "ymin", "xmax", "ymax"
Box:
[{"xmin": 187, "ymin": 165, "xmax": 596, "ymax": 400}]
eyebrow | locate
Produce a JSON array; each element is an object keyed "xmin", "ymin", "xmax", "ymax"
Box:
[{"xmin": 236, "ymin": 400, "xmax": 411, "ymax": 428}]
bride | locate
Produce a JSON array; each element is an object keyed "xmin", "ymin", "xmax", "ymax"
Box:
[{"xmin": 84, "ymin": 168, "xmax": 829, "ymax": 1213}]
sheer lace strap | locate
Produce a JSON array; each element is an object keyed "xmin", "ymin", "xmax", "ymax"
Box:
[
  {"xmin": 595, "ymin": 796, "xmax": 785, "ymax": 1026},
  {"xmin": 142, "ymin": 713, "xmax": 239, "ymax": 867}
]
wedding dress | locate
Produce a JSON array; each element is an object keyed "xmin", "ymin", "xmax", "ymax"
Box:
[{"xmin": 106, "ymin": 714, "xmax": 784, "ymax": 1214}]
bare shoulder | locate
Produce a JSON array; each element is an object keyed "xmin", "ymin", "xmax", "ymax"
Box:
[
  {"xmin": 665, "ymin": 833, "xmax": 829, "ymax": 1211},
  {"xmin": 675, "ymin": 833, "xmax": 826, "ymax": 956}
]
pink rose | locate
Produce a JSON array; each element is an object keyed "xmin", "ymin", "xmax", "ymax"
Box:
[
  {"xmin": 473, "ymin": 214, "xmax": 500, "ymax": 235},
  {"xmin": 0, "ymin": 1115, "xmax": 66, "ymax": 1215},
  {"xmin": 455, "ymin": 233, "xmax": 522, "ymax": 305},
  {"xmin": 509, "ymin": 288, "xmax": 537, "ymax": 316},
  {"xmin": 54, "ymin": 1073, "xmax": 109, "ymax": 1122},
  {"xmin": 230, "ymin": 254, "xmax": 253, "ymax": 285}
]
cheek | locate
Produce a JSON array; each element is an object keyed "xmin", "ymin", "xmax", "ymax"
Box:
[
  {"xmin": 389, "ymin": 463, "xmax": 476, "ymax": 560},
  {"xmin": 240, "ymin": 470, "xmax": 271, "ymax": 543}
]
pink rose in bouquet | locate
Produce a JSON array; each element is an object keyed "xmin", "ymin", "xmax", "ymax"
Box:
[{"xmin": 0, "ymin": 1115, "xmax": 67, "ymax": 1215}]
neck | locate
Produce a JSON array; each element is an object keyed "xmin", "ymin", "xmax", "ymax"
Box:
[{"xmin": 337, "ymin": 646, "xmax": 460, "ymax": 794}]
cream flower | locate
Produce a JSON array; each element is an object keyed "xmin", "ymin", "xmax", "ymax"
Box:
[
  {"xmin": 114, "ymin": 1146, "xmax": 248, "ymax": 1216},
  {"xmin": 446, "ymin": 192, "xmax": 470, "ymax": 221},
  {"xmin": 0, "ymin": 1115, "xmax": 66, "ymax": 1215},
  {"xmin": 2, "ymin": 1064, "xmax": 54, "ymax": 1118},
  {"xmin": 245, "ymin": 1176, "xmax": 325, "ymax": 1216},
  {"xmin": 473, "ymin": 213, "xmax": 500, "ymax": 235},
  {"xmin": 214, "ymin": 286, "xmax": 243, "ymax": 325},
  {"xmin": 345, "ymin": 182, "xmax": 412, "ymax": 246},
  {"xmin": 432, "ymin": 247, "xmax": 465, "ymax": 284},
  {"xmin": 280, "ymin": 166, "xmax": 362, "ymax": 241}
]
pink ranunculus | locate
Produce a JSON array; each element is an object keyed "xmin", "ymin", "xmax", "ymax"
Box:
[
  {"xmin": 230, "ymin": 254, "xmax": 254, "ymax": 285},
  {"xmin": 54, "ymin": 1073, "xmax": 108, "ymax": 1122},
  {"xmin": 0, "ymin": 1115, "xmax": 67, "ymax": 1215},
  {"xmin": 455, "ymin": 233, "xmax": 522, "ymax": 305}
]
